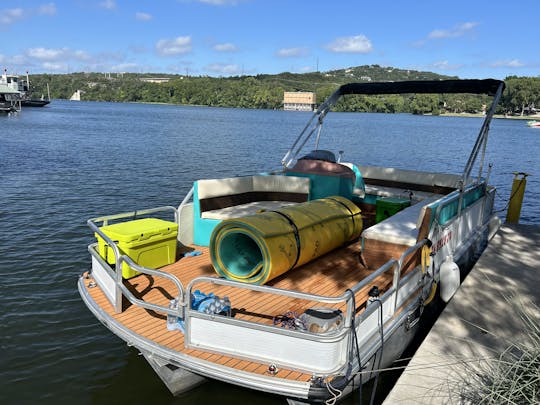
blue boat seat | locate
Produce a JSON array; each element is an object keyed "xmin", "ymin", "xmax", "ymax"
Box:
[{"xmin": 193, "ymin": 175, "xmax": 310, "ymax": 246}]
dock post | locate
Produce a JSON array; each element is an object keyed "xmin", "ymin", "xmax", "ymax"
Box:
[{"xmin": 506, "ymin": 172, "xmax": 529, "ymax": 223}]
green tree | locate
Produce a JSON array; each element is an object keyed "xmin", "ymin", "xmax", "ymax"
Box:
[
  {"xmin": 502, "ymin": 77, "xmax": 540, "ymax": 116},
  {"xmin": 410, "ymin": 94, "xmax": 440, "ymax": 115}
]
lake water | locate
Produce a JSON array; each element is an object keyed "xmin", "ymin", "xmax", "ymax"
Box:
[{"xmin": 1, "ymin": 100, "xmax": 538, "ymax": 404}]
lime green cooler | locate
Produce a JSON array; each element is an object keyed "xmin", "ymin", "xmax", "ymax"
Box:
[
  {"xmin": 375, "ymin": 197, "xmax": 411, "ymax": 223},
  {"xmin": 96, "ymin": 218, "xmax": 178, "ymax": 279}
]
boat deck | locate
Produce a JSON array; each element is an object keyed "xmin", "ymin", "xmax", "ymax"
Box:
[{"xmin": 84, "ymin": 240, "xmax": 395, "ymax": 382}]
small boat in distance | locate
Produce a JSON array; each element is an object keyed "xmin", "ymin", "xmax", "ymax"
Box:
[
  {"xmin": 527, "ymin": 120, "xmax": 540, "ymax": 127},
  {"xmin": 79, "ymin": 79, "xmax": 505, "ymax": 403},
  {"xmin": 20, "ymin": 71, "xmax": 50, "ymax": 107}
]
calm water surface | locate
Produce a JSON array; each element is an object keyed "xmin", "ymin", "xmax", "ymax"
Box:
[{"xmin": 1, "ymin": 101, "xmax": 538, "ymax": 404}]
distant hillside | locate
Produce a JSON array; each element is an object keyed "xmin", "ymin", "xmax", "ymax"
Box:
[
  {"xmin": 257, "ymin": 64, "xmax": 454, "ymax": 92},
  {"xmin": 26, "ymin": 66, "xmax": 539, "ymax": 115},
  {"xmin": 28, "ymin": 64, "xmax": 453, "ymax": 106}
]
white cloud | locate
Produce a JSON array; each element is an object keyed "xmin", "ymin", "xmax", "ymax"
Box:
[
  {"xmin": 432, "ymin": 60, "xmax": 463, "ymax": 70},
  {"xmin": 10, "ymin": 54, "xmax": 28, "ymax": 66},
  {"xmin": 276, "ymin": 47, "xmax": 308, "ymax": 57},
  {"xmin": 298, "ymin": 66, "xmax": 313, "ymax": 73},
  {"xmin": 38, "ymin": 3, "xmax": 57, "ymax": 15},
  {"xmin": 0, "ymin": 4, "xmax": 56, "ymax": 27},
  {"xmin": 111, "ymin": 63, "xmax": 140, "ymax": 72},
  {"xmin": 26, "ymin": 47, "xmax": 91, "ymax": 62},
  {"xmin": 156, "ymin": 36, "xmax": 192, "ymax": 56},
  {"xmin": 205, "ymin": 63, "xmax": 242, "ymax": 75},
  {"xmin": 42, "ymin": 61, "xmax": 67, "ymax": 72},
  {"xmin": 135, "ymin": 12, "xmax": 152, "ymax": 21},
  {"xmin": 490, "ymin": 59, "xmax": 524, "ymax": 68},
  {"xmin": 99, "ymin": 0, "xmax": 116, "ymax": 10},
  {"xmin": 27, "ymin": 47, "xmax": 65, "ymax": 60},
  {"xmin": 0, "ymin": 8, "xmax": 25, "ymax": 25},
  {"xmin": 427, "ymin": 22, "xmax": 479, "ymax": 40},
  {"xmin": 72, "ymin": 50, "xmax": 91, "ymax": 61},
  {"xmin": 325, "ymin": 35, "xmax": 372, "ymax": 54},
  {"xmin": 213, "ymin": 43, "xmax": 238, "ymax": 52}
]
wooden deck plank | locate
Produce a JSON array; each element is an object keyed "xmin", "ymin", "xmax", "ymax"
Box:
[{"xmin": 84, "ymin": 240, "xmax": 395, "ymax": 383}]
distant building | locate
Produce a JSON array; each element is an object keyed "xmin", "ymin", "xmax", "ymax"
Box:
[
  {"xmin": 283, "ymin": 91, "xmax": 316, "ymax": 111},
  {"xmin": 140, "ymin": 77, "xmax": 171, "ymax": 84}
]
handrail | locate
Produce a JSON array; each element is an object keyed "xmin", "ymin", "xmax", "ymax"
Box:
[
  {"xmin": 186, "ymin": 276, "xmax": 353, "ymax": 342},
  {"xmin": 432, "ymin": 182, "xmax": 486, "ymax": 226},
  {"xmin": 90, "ymin": 205, "xmax": 178, "ymax": 226},
  {"xmin": 118, "ymin": 255, "xmax": 186, "ymax": 314},
  {"xmin": 177, "ymin": 186, "xmax": 194, "ymax": 214},
  {"xmin": 188, "ymin": 258, "xmax": 398, "ymax": 329},
  {"xmin": 393, "ymin": 239, "xmax": 430, "ymax": 310},
  {"xmin": 187, "ymin": 275, "xmax": 349, "ymax": 319},
  {"xmin": 87, "ymin": 206, "xmax": 185, "ymax": 315},
  {"xmin": 347, "ymin": 259, "xmax": 397, "ymax": 296}
]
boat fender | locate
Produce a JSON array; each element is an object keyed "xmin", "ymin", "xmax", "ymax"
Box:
[
  {"xmin": 488, "ymin": 216, "xmax": 501, "ymax": 241},
  {"xmin": 440, "ymin": 256, "xmax": 460, "ymax": 303}
]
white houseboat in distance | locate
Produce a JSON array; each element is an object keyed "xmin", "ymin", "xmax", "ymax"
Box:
[
  {"xmin": 0, "ymin": 69, "xmax": 22, "ymax": 113},
  {"xmin": 0, "ymin": 69, "xmax": 50, "ymax": 109},
  {"xmin": 79, "ymin": 79, "xmax": 505, "ymax": 404}
]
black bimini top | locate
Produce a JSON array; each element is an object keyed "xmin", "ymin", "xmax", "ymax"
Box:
[
  {"xmin": 318, "ymin": 79, "xmax": 505, "ymax": 115},
  {"xmin": 337, "ymin": 79, "xmax": 503, "ymax": 96},
  {"xmin": 283, "ymin": 78, "xmax": 506, "ymax": 171}
]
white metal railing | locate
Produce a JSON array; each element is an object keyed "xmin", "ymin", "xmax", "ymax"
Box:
[
  {"xmin": 86, "ymin": 203, "xmax": 432, "ymax": 373},
  {"xmin": 87, "ymin": 206, "xmax": 184, "ymax": 315}
]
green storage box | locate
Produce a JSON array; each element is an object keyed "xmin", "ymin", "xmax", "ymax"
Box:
[
  {"xmin": 375, "ymin": 197, "xmax": 411, "ymax": 223},
  {"xmin": 96, "ymin": 218, "xmax": 178, "ymax": 279}
]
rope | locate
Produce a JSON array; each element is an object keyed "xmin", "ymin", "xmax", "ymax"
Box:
[
  {"xmin": 493, "ymin": 177, "xmax": 526, "ymax": 214},
  {"xmin": 272, "ymin": 311, "xmax": 306, "ymax": 330},
  {"xmin": 345, "ymin": 288, "xmax": 363, "ymax": 405},
  {"xmin": 324, "ymin": 379, "xmax": 343, "ymax": 405},
  {"xmin": 369, "ymin": 298, "xmax": 385, "ymax": 405}
]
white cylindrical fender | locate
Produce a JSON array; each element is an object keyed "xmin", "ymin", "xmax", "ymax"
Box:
[{"xmin": 440, "ymin": 255, "xmax": 460, "ymax": 303}]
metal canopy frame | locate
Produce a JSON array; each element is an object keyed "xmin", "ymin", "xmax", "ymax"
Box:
[{"xmin": 281, "ymin": 79, "xmax": 505, "ymax": 192}]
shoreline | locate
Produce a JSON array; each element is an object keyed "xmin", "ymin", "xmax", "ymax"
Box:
[
  {"xmin": 54, "ymin": 98, "xmax": 540, "ymax": 120},
  {"xmin": 440, "ymin": 112, "xmax": 540, "ymax": 120}
]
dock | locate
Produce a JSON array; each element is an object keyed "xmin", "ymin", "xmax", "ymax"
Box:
[{"xmin": 383, "ymin": 223, "xmax": 540, "ymax": 404}]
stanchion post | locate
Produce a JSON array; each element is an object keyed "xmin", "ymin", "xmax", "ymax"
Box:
[{"xmin": 506, "ymin": 172, "xmax": 529, "ymax": 224}]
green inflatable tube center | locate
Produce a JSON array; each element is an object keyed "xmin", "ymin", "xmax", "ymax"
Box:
[{"xmin": 218, "ymin": 232, "xmax": 263, "ymax": 278}]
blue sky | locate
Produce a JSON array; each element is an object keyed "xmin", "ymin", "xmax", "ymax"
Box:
[{"xmin": 1, "ymin": 0, "xmax": 538, "ymax": 79}]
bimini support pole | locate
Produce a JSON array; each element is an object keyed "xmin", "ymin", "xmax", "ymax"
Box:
[{"xmin": 458, "ymin": 82, "xmax": 505, "ymax": 216}]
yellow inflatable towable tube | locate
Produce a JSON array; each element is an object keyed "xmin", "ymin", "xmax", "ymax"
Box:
[{"xmin": 210, "ymin": 196, "xmax": 362, "ymax": 285}]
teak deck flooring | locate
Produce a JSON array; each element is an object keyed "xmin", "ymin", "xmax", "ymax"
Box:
[{"xmin": 84, "ymin": 240, "xmax": 394, "ymax": 382}]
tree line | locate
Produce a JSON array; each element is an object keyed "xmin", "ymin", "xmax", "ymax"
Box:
[{"xmin": 27, "ymin": 68, "xmax": 539, "ymax": 116}]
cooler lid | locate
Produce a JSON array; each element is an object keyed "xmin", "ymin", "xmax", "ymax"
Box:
[{"xmin": 99, "ymin": 218, "xmax": 178, "ymax": 243}]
